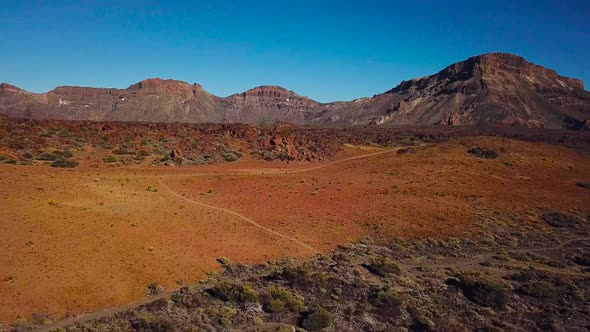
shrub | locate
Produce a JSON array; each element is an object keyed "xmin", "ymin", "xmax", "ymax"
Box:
[
  {"xmin": 574, "ymin": 254, "xmax": 590, "ymax": 267},
  {"xmin": 146, "ymin": 283, "xmax": 164, "ymax": 297},
  {"xmin": 278, "ymin": 265, "xmax": 310, "ymax": 286},
  {"xmin": 113, "ymin": 148, "xmax": 136, "ymax": 155},
  {"xmin": 260, "ymin": 286, "xmax": 305, "ymax": 313},
  {"xmin": 103, "ymin": 155, "xmax": 118, "ymax": 163},
  {"xmin": 397, "ymin": 147, "xmax": 414, "ymax": 155},
  {"xmin": 368, "ymin": 286, "xmax": 404, "ymax": 317},
  {"xmin": 278, "ymin": 153, "xmax": 294, "ymax": 161},
  {"xmin": 541, "ymin": 212, "xmax": 580, "ymax": 228},
  {"xmin": 55, "ymin": 150, "xmax": 74, "ymax": 158},
  {"xmin": 216, "ymin": 257, "xmax": 233, "ymax": 268},
  {"xmin": 35, "ymin": 152, "xmax": 58, "ymax": 161},
  {"xmin": 299, "ymin": 306, "xmax": 333, "ymax": 331},
  {"xmin": 516, "ymin": 281, "xmax": 557, "ymax": 298},
  {"xmin": 364, "ymin": 256, "xmax": 401, "ymax": 277},
  {"xmin": 456, "ymin": 273, "xmax": 511, "ymax": 309},
  {"xmin": 207, "ymin": 281, "xmax": 257, "ymax": 303},
  {"xmin": 468, "ymin": 147, "xmax": 498, "ymax": 159},
  {"xmin": 51, "ymin": 158, "xmax": 78, "ymax": 168},
  {"xmin": 0, "ymin": 157, "xmax": 17, "ymax": 164},
  {"xmin": 222, "ymin": 151, "xmax": 241, "ymax": 162},
  {"xmin": 131, "ymin": 313, "xmax": 175, "ymax": 332}
]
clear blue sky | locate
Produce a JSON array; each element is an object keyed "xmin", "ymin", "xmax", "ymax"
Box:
[{"xmin": 1, "ymin": 0, "xmax": 588, "ymax": 102}]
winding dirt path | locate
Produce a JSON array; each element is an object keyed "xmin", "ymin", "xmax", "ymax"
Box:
[
  {"xmin": 157, "ymin": 178, "xmax": 320, "ymax": 254},
  {"xmin": 39, "ymin": 147, "xmax": 404, "ymax": 331},
  {"xmin": 402, "ymin": 236, "xmax": 590, "ymax": 271},
  {"xmin": 153, "ymin": 147, "xmax": 404, "ymax": 255}
]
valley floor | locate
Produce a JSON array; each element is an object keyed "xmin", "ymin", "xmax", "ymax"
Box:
[{"xmin": 0, "ymin": 136, "xmax": 589, "ymax": 328}]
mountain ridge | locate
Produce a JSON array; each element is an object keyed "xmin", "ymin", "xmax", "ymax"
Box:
[{"xmin": 1, "ymin": 53, "xmax": 589, "ymax": 129}]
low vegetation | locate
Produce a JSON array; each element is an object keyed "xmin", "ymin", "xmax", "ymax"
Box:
[
  {"xmin": 542, "ymin": 211, "xmax": 581, "ymax": 228},
  {"xmin": 467, "ymin": 147, "xmax": 499, "ymax": 159},
  {"xmin": 25, "ymin": 209, "xmax": 587, "ymax": 331}
]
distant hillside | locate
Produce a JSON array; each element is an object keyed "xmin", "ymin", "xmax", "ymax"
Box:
[{"xmin": 1, "ymin": 53, "xmax": 589, "ymax": 129}]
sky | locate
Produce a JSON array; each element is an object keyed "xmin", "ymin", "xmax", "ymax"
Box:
[{"xmin": 0, "ymin": 0, "xmax": 589, "ymax": 102}]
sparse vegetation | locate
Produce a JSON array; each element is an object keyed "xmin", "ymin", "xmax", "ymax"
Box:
[
  {"xmin": 542, "ymin": 211, "xmax": 581, "ymax": 228},
  {"xmin": 516, "ymin": 280, "xmax": 557, "ymax": 298},
  {"xmin": 222, "ymin": 151, "xmax": 241, "ymax": 162},
  {"xmin": 50, "ymin": 158, "xmax": 78, "ymax": 168},
  {"xmin": 299, "ymin": 306, "xmax": 333, "ymax": 331},
  {"xmin": 468, "ymin": 147, "xmax": 499, "ymax": 159},
  {"xmin": 103, "ymin": 155, "xmax": 118, "ymax": 163},
  {"xmin": 363, "ymin": 256, "xmax": 401, "ymax": 277},
  {"xmin": 207, "ymin": 281, "xmax": 257, "ymax": 303},
  {"xmin": 368, "ymin": 286, "xmax": 404, "ymax": 318},
  {"xmin": 260, "ymin": 286, "xmax": 304, "ymax": 313},
  {"xmin": 454, "ymin": 273, "xmax": 511, "ymax": 309}
]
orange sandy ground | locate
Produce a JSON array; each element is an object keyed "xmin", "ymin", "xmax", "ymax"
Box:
[{"xmin": 0, "ymin": 136, "xmax": 589, "ymax": 322}]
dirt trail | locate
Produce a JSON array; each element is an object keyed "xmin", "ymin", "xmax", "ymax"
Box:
[
  {"xmin": 402, "ymin": 236, "xmax": 590, "ymax": 271},
  {"xmin": 153, "ymin": 147, "xmax": 403, "ymax": 255},
  {"xmin": 38, "ymin": 148, "xmax": 404, "ymax": 331},
  {"xmin": 157, "ymin": 178, "xmax": 320, "ymax": 254},
  {"xmin": 36, "ymin": 291, "xmax": 173, "ymax": 332}
]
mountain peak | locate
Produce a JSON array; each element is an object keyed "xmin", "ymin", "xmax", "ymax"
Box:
[
  {"xmin": 128, "ymin": 78, "xmax": 205, "ymax": 94},
  {"xmin": 0, "ymin": 83, "xmax": 23, "ymax": 92},
  {"xmin": 241, "ymin": 85, "xmax": 299, "ymax": 98}
]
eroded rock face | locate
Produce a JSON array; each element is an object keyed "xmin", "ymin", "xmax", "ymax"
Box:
[
  {"xmin": 1, "ymin": 53, "xmax": 588, "ymax": 129},
  {"xmin": 353, "ymin": 53, "xmax": 590, "ymax": 129},
  {"xmin": 224, "ymin": 86, "xmax": 320, "ymax": 124}
]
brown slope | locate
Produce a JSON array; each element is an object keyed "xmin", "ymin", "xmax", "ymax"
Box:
[{"xmin": 316, "ymin": 53, "xmax": 589, "ymax": 128}]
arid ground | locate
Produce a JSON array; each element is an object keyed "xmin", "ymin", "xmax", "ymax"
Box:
[{"xmin": 1, "ymin": 134, "xmax": 589, "ymax": 326}]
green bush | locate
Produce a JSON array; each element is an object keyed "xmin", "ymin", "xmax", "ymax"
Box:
[
  {"xmin": 36, "ymin": 150, "xmax": 73, "ymax": 161},
  {"xmin": 260, "ymin": 286, "xmax": 304, "ymax": 313},
  {"xmin": 299, "ymin": 306, "xmax": 333, "ymax": 331},
  {"xmin": 574, "ymin": 254, "xmax": 590, "ymax": 267},
  {"xmin": 364, "ymin": 256, "xmax": 401, "ymax": 277},
  {"xmin": 113, "ymin": 148, "xmax": 136, "ymax": 155},
  {"xmin": 456, "ymin": 273, "xmax": 511, "ymax": 309},
  {"xmin": 468, "ymin": 147, "xmax": 498, "ymax": 159},
  {"xmin": 0, "ymin": 155, "xmax": 17, "ymax": 164},
  {"xmin": 279, "ymin": 265, "xmax": 310, "ymax": 285},
  {"xmin": 222, "ymin": 151, "xmax": 241, "ymax": 162},
  {"xmin": 368, "ymin": 286, "xmax": 403, "ymax": 317},
  {"xmin": 542, "ymin": 212, "xmax": 580, "ymax": 228},
  {"xmin": 278, "ymin": 153, "xmax": 294, "ymax": 161},
  {"xmin": 131, "ymin": 313, "xmax": 175, "ymax": 332},
  {"xmin": 517, "ymin": 281, "xmax": 557, "ymax": 298},
  {"xmin": 35, "ymin": 152, "xmax": 58, "ymax": 161},
  {"xmin": 207, "ymin": 281, "xmax": 257, "ymax": 303},
  {"xmin": 103, "ymin": 155, "xmax": 118, "ymax": 163},
  {"xmin": 51, "ymin": 158, "xmax": 79, "ymax": 168},
  {"xmin": 216, "ymin": 257, "xmax": 233, "ymax": 268}
]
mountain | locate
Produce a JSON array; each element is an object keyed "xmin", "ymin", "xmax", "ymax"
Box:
[{"xmin": 1, "ymin": 53, "xmax": 589, "ymax": 129}]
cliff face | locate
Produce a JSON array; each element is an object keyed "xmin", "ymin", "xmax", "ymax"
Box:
[
  {"xmin": 358, "ymin": 53, "xmax": 590, "ymax": 128},
  {"xmin": 1, "ymin": 53, "xmax": 589, "ymax": 129},
  {"xmin": 224, "ymin": 86, "xmax": 320, "ymax": 124}
]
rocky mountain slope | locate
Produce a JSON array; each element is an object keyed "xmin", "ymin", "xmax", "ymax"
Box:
[{"xmin": 1, "ymin": 53, "xmax": 589, "ymax": 129}]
